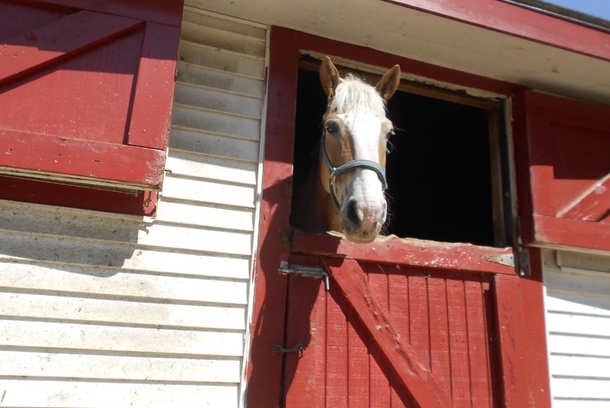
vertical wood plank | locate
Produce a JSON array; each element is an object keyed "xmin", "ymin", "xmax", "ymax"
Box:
[
  {"xmin": 348, "ymin": 319, "xmax": 370, "ymax": 408},
  {"xmin": 367, "ymin": 263, "xmax": 391, "ymax": 407},
  {"xmin": 428, "ymin": 275, "xmax": 452, "ymax": 403},
  {"xmin": 408, "ymin": 273, "xmax": 430, "ymax": 369},
  {"xmin": 326, "ymin": 288, "xmax": 348, "ymax": 408},
  {"xmin": 447, "ymin": 278, "xmax": 472, "ymax": 407},
  {"xmin": 388, "ymin": 265, "xmax": 410, "ymax": 407},
  {"xmin": 284, "ymin": 276, "xmax": 326, "ymax": 408},
  {"xmin": 465, "ymin": 279, "xmax": 492, "ymax": 407},
  {"xmin": 127, "ymin": 22, "xmax": 181, "ymax": 149},
  {"xmin": 494, "ymin": 272, "xmax": 551, "ymax": 408}
]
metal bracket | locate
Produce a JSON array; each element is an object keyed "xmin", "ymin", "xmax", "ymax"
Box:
[
  {"xmin": 516, "ymin": 246, "xmax": 530, "ymax": 277},
  {"xmin": 278, "ymin": 261, "xmax": 330, "ymax": 291},
  {"xmin": 272, "ymin": 343, "xmax": 305, "ymax": 354}
]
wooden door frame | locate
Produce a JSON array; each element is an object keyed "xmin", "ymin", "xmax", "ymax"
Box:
[{"xmin": 247, "ymin": 25, "xmax": 551, "ymax": 407}]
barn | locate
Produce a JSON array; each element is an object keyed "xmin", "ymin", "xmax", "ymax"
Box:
[{"xmin": 0, "ymin": 0, "xmax": 608, "ymax": 407}]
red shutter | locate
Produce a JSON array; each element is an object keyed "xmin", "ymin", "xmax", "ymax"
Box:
[
  {"xmin": 524, "ymin": 91, "xmax": 610, "ymax": 252},
  {"xmin": 0, "ymin": 0, "xmax": 182, "ymax": 191}
]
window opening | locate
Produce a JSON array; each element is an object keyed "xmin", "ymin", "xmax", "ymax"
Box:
[{"xmin": 290, "ymin": 56, "xmax": 513, "ymax": 248}]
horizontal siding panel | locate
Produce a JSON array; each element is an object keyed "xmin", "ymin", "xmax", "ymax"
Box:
[
  {"xmin": 0, "ymin": 350, "xmax": 241, "ymax": 383},
  {"xmin": 1, "ymin": 320, "xmax": 244, "ymax": 356},
  {"xmin": 0, "ymin": 202, "xmax": 253, "ymax": 255},
  {"xmin": 544, "ymin": 269, "xmax": 610, "ymax": 298},
  {"xmin": 178, "ymin": 40, "xmax": 264, "ymax": 78},
  {"xmin": 553, "ymin": 400, "xmax": 610, "ymax": 407},
  {"xmin": 552, "ymin": 378, "xmax": 610, "ymax": 399},
  {"xmin": 156, "ymin": 200, "xmax": 254, "ymax": 232},
  {"xmin": 547, "ymin": 312, "xmax": 610, "ymax": 337},
  {"xmin": 0, "ymin": 379, "xmax": 238, "ymax": 407},
  {"xmin": 550, "ymin": 354, "xmax": 610, "ymax": 378},
  {"xmin": 180, "ymin": 20, "xmax": 265, "ymax": 57},
  {"xmin": 162, "ymin": 175, "xmax": 255, "ymax": 209},
  {"xmin": 0, "ymin": 292, "xmax": 246, "ymax": 330},
  {"xmin": 0, "ymin": 261, "xmax": 248, "ymax": 305},
  {"xmin": 557, "ymin": 251, "xmax": 610, "ymax": 272},
  {"xmin": 547, "ymin": 333, "xmax": 610, "ymax": 357},
  {"xmin": 176, "ymin": 61, "xmax": 265, "ymax": 95},
  {"xmin": 174, "ymin": 82, "xmax": 263, "ymax": 117},
  {"xmin": 172, "ymin": 104, "xmax": 260, "ymax": 139},
  {"xmin": 135, "ymin": 223, "xmax": 253, "ymax": 255},
  {"xmin": 166, "ymin": 149, "xmax": 258, "ymax": 185},
  {"xmin": 546, "ymin": 294, "xmax": 610, "ymax": 317},
  {"xmin": 0, "ymin": 232, "xmax": 250, "ymax": 279},
  {"xmin": 182, "ymin": 8, "xmax": 266, "ymax": 39},
  {"xmin": 170, "ymin": 126, "xmax": 259, "ymax": 162}
]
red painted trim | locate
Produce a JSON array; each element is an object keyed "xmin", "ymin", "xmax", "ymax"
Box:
[
  {"xmin": 246, "ymin": 28, "xmax": 297, "ymax": 408},
  {"xmin": 292, "ymin": 231, "xmax": 517, "ymax": 276},
  {"xmin": 383, "ymin": 0, "xmax": 610, "ymax": 62},
  {"xmin": 14, "ymin": 0, "xmax": 184, "ymax": 26},
  {"xmin": 325, "ymin": 258, "xmax": 450, "ymax": 408},
  {"xmin": 0, "ymin": 10, "xmax": 141, "ymax": 86},
  {"xmin": 0, "ymin": 176, "xmax": 157, "ymax": 216},
  {"xmin": 126, "ymin": 22, "xmax": 180, "ymax": 149},
  {"xmin": 524, "ymin": 90, "xmax": 610, "ymax": 130},
  {"xmin": 493, "ymin": 264, "xmax": 551, "ymax": 407},
  {"xmin": 559, "ymin": 176, "xmax": 610, "ymax": 222},
  {"xmin": 0, "ymin": 130, "xmax": 165, "ymax": 188},
  {"xmin": 533, "ymin": 214, "xmax": 610, "ymax": 252}
]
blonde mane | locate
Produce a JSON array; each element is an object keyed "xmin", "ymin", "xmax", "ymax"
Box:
[{"xmin": 329, "ymin": 74, "xmax": 386, "ymax": 117}]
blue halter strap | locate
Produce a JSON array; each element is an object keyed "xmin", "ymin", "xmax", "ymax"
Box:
[{"xmin": 320, "ymin": 132, "xmax": 388, "ymax": 210}]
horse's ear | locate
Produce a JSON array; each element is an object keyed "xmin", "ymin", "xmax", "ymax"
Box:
[
  {"xmin": 320, "ymin": 56, "xmax": 340, "ymax": 99},
  {"xmin": 376, "ymin": 64, "xmax": 401, "ymax": 100}
]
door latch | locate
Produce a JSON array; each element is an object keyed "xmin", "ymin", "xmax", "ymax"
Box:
[
  {"xmin": 278, "ymin": 261, "xmax": 330, "ymax": 291},
  {"xmin": 272, "ymin": 343, "xmax": 305, "ymax": 354}
]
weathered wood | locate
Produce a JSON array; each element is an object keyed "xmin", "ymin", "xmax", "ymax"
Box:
[
  {"xmin": 127, "ymin": 22, "xmax": 180, "ymax": 149},
  {"xmin": 0, "ymin": 129, "xmax": 165, "ymax": 189},
  {"xmin": 0, "ymin": 11, "xmax": 141, "ymax": 85},
  {"xmin": 325, "ymin": 259, "xmax": 450, "ymax": 408},
  {"xmin": 292, "ymin": 230, "xmax": 516, "ymax": 275}
]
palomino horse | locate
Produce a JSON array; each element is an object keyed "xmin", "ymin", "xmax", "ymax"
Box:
[{"xmin": 293, "ymin": 56, "xmax": 400, "ymax": 243}]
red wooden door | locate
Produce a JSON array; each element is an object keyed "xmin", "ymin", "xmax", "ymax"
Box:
[
  {"xmin": 247, "ymin": 27, "xmax": 551, "ymax": 408},
  {"xmin": 0, "ymin": 0, "xmax": 182, "ymax": 191},
  {"xmin": 521, "ymin": 91, "xmax": 610, "ymax": 252}
]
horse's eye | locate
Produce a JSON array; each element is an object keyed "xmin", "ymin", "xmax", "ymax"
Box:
[{"xmin": 325, "ymin": 120, "xmax": 340, "ymax": 135}]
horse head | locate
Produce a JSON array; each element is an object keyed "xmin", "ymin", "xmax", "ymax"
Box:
[{"xmin": 318, "ymin": 56, "xmax": 400, "ymax": 243}]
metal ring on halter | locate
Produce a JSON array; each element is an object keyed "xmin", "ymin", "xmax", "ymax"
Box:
[{"xmin": 320, "ymin": 132, "xmax": 388, "ymax": 210}]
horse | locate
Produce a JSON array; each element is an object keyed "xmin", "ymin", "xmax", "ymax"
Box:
[{"xmin": 292, "ymin": 56, "xmax": 401, "ymax": 243}]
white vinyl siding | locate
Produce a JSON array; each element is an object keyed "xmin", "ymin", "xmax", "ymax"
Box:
[
  {"xmin": 0, "ymin": 6, "xmax": 267, "ymax": 408},
  {"xmin": 543, "ymin": 250, "xmax": 610, "ymax": 408}
]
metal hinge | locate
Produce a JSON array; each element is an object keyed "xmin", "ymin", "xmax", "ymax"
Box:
[
  {"xmin": 278, "ymin": 261, "xmax": 330, "ymax": 291},
  {"xmin": 516, "ymin": 246, "xmax": 530, "ymax": 277}
]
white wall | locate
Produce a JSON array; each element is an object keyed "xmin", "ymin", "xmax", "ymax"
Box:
[
  {"xmin": 543, "ymin": 249, "xmax": 610, "ymax": 408},
  {"xmin": 0, "ymin": 7, "xmax": 267, "ymax": 407}
]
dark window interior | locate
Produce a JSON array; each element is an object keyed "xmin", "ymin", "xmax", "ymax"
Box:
[{"xmin": 290, "ymin": 65, "xmax": 511, "ymax": 247}]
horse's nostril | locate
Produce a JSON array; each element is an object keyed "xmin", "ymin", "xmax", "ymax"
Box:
[{"xmin": 346, "ymin": 199, "xmax": 362, "ymax": 227}]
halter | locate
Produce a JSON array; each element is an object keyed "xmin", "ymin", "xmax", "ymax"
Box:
[{"xmin": 320, "ymin": 131, "xmax": 388, "ymax": 210}]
